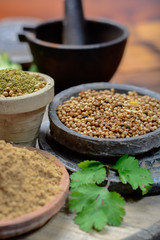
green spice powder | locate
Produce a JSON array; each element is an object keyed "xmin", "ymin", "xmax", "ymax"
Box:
[{"xmin": 0, "ymin": 69, "xmax": 45, "ymax": 96}]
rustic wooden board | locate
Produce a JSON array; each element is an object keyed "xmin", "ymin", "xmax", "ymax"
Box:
[
  {"xmin": 112, "ymin": 70, "xmax": 160, "ymax": 93},
  {"xmin": 112, "ymin": 21, "xmax": 160, "ymax": 93},
  {"xmin": 119, "ymin": 21, "xmax": 160, "ymax": 73},
  {"xmin": 13, "ymin": 195, "xmax": 160, "ymax": 240}
]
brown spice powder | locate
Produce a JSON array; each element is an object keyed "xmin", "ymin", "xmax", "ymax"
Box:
[{"xmin": 0, "ymin": 141, "xmax": 62, "ymax": 221}]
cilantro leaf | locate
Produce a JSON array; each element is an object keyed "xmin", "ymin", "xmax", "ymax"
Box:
[
  {"xmin": 70, "ymin": 160, "xmax": 106, "ymax": 189},
  {"xmin": 69, "ymin": 156, "xmax": 154, "ymax": 233},
  {"xmin": 74, "ymin": 198, "xmax": 108, "ymax": 232},
  {"xmin": 28, "ymin": 63, "xmax": 39, "ymax": 72},
  {"xmin": 103, "ymin": 191, "xmax": 125, "ymax": 226},
  {"xmin": 69, "ymin": 184, "xmax": 125, "ymax": 232},
  {"xmin": 113, "ymin": 155, "xmax": 153, "ymax": 195},
  {"xmin": 69, "ymin": 184, "xmax": 103, "ymax": 212},
  {"xmin": 0, "ymin": 52, "xmax": 22, "ymax": 70}
]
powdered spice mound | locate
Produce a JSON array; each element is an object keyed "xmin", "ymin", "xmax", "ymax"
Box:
[
  {"xmin": 0, "ymin": 141, "xmax": 62, "ymax": 221},
  {"xmin": 0, "ymin": 69, "xmax": 46, "ymax": 97}
]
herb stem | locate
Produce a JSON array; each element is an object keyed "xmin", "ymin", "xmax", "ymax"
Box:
[
  {"xmin": 105, "ymin": 165, "xmax": 117, "ymax": 173},
  {"xmin": 106, "ymin": 167, "xmax": 111, "ymax": 189}
]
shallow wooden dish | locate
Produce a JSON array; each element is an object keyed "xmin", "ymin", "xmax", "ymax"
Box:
[
  {"xmin": 0, "ymin": 147, "xmax": 69, "ymax": 239},
  {"xmin": 49, "ymin": 82, "xmax": 160, "ymax": 157}
]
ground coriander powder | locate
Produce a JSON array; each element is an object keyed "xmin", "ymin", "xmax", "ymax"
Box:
[
  {"xmin": 0, "ymin": 69, "xmax": 46, "ymax": 97},
  {"xmin": 0, "ymin": 140, "xmax": 62, "ymax": 221}
]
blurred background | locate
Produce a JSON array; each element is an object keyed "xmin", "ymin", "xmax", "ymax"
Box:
[
  {"xmin": 1, "ymin": 0, "xmax": 160, "ymax": 23},
  {"xmin": 0, "ymin": 0, "xmax": 160, "ymax": 91}
]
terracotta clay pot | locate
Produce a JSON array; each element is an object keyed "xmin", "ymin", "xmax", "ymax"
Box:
[
  {"xmin": 0, "ymin": 72, "xmax": 54, "ymax": 146},
  {"xmin": 0, "ymin": 147, "xmax": 69, "ymax": 239}
]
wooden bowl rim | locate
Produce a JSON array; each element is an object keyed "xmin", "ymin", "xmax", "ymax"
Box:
[{"xmin": 22, "ymin": 18, "xmax": 129, "ymax": 50}]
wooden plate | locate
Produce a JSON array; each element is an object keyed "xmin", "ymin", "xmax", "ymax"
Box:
[{"xmin": 0, "ymin": 147, "xmax": 70, "ymax": 239}]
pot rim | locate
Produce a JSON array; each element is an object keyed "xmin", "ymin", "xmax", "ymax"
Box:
[
  {"xmin": 0, "ymin": 72, "xmax": 54, "ymax": 114},
  {"xmin": 22, "ymin": 18, "xmax": 129, "ymax": 50}
]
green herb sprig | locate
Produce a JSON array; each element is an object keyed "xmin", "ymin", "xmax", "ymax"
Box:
[{"xmin": 69, "ymin": 155, "xmax": 153, "ymax": 232}]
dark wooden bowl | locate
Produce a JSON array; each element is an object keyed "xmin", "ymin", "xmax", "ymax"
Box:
[
  {"xmin": 49, "ymin": 82, "xmax": 160, "ymax": 157},
  {"xmin": 19, "ymin": 19, "xmax": 128, "ymax": 93}
]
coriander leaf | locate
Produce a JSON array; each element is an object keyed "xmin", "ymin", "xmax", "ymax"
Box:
[
  {"xmin": 70, "ymin": 160, "xmax": 106, "ymax": 189},
  {"xmin": 78, "ymin": 160, "xmax": 102, "ymax": 169},
  {"xmin": 69, "ymin": 184, "xmax": 125, "ymax": 232},
  {"xmin": 0, "ymin": 52, "xmax": 22, "ymax": 70},
  {"xmin": 69, "ymin": 184, "xmax": 103, "ymax": 212},
  {"xmin": 113, "ymin": 155, "xmax": 153, "ymax": 195},
  {"xmin": 74, "ymin": 199, "xmax": 108, "ymax": 232},
  {"xmin": 103, "ymin": 191, "xmax": 125, "ymax": 226},
  {"xmin": 140, "ymin": 184, "xmax": 153, "ymax": 195},
  {"xmin": 28, "ymin": 63, "xmax": 39, "ymax": 72}
]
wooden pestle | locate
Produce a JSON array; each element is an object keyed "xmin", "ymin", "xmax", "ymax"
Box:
[{"xmin": 63, "ymin": 0, "xmax": 86, "ymax": 45}]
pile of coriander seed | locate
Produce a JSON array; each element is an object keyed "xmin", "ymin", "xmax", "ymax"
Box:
[{"xmin": 57, "ymin": 89, "xmax": 160, "ymax": 139}]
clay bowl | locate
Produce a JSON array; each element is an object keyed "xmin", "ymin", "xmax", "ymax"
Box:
[
  {"xmin": 19, "ymin": 19, "xmax": 128, "ymax": 93},
  {"xmin": 0, "ymin": 72, "xmax": 54, "ymax": 147},
  {"xmin": 0, "ymin": 147, "xmax": 69, "ymax": 239},
  {"xmin": 49, "ymin": 82, "xmax": 160, "ymax": 157}
]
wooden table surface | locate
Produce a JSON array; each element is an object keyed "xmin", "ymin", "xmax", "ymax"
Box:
[{"xmin": 1, "ymin": 1, "xmax": 160, "ymax": 240}]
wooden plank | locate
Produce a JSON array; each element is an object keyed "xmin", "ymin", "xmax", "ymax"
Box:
[
  {"xmin": 111, "ymin": 70, "xmax": 160, "ymax": 93},
  {"xmin": 16, "ymin": 195, "xmax": 160, "ymax": 240},
  {"xmin": 111, "ymin": 21, "xmax": 160, "ymax": 93},
  {"xmin": 119, "ymin": 21, "xmax": 160, "ymax": 73}
]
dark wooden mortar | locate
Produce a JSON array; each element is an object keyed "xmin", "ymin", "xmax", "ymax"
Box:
[
  {"xmin": 19, "ymin": 19, "xmax": 128, "ymax": 93},
  {"xmin": 49, "ymin": 82, "xmax": 160, "ymax": 157}
]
